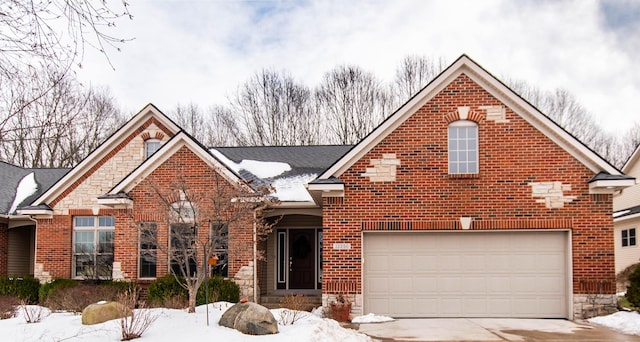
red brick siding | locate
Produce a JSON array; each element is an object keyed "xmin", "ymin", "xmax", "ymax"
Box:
[
  {"xmin": 35, "ymin": 215, "xmax": 72, "ymax": 278},
  {"xmin": 322, "ymin": 73, "xmax": 614, "ymax": 295},
  {"xmin": 36, "ymin": 146, "xmax": 255, "ymax": 281}
]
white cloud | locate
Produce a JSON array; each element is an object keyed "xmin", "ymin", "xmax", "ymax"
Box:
[{"xmin": 76, "ymin": 0, "xmax": 640, "ymax": 134}]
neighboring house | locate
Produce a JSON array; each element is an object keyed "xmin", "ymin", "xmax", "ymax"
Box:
[
  {"xmin": 614, "ymin": 145, "xmax": 640, "ymax": 275},
  {"xmin": 0, "ymin": 162, "xmax": 69, "ymax": 276},
  {"xmin": 0, "ymin": 55, "xmax": 634, "ymax": 320}
]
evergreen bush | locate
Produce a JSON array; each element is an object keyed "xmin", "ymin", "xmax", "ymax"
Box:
[
  {"xmin": 627, "ymin": 264, "xmax": 640, "ymax": 307},
  {"xmin": 0, "ymin": 276, "xmax": 40, "ymax": 304}
]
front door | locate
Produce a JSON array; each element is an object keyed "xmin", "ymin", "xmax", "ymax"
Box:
[{"xmin": 288, "ymin": 229, "xmax": 316, "ymax": 289}]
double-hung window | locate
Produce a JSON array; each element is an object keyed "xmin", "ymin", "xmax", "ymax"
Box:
[
  {"xmin": 448, "ymin": 120, "xmax": 478, "ymax": 174},
  {"xmin": 73, "ymin": 216, "xmax": 115, "ymax": 278},
  {"xmin": 622, "ymin": 228, "xmax": 636, "ymax": 247},
  {"xmin": 210, "ymin": 222, "xmax": 229, "ymax": 277},
  {"xmin": 139, "ymin": 223, "xmax": 158, "ymax": 278}
]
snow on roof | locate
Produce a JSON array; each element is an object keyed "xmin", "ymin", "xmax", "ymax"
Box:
[
  {"xmin": 9, "ymin": 172, "xmax": 38, "ymax": 214},
  {"xmin": 271, "ymin": 174, "xmax": 318, "ymax": 202},
  {"xmin": 211, "ymin": 148, "xmax": 291, "ymax": 178},
  {"xmin": 614, "ymin": 210, "xmax": 631, "ymax": 218},
  {"xmin": 212, "ymin": 148, "xmax": 313, "ymax": 202}
]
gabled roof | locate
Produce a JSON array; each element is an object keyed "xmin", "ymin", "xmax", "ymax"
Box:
[
  {"xmin": 623, "ymin": 143, "xmax": 640, "ymax": 174},
  {"xmin": 106, "ymin": 132, "xmax": 246, "ymax": 195},
  {"xmin": 614, "ymin": 204, "xmax": 640, "ymax": 222},
  {"xmin": 0, "ymin": 162, "xmax": 69, "ymax": 215},
  {"xmin": 317, "ymin": 55, "xmax": 626, "ymax": 181},
  {"xmin": 212, "ymin": 145, "xmax": 351, "ymax": 203},
  {"xmin": 28, "ymin": 104, "xmax": 180, "ymax": 207}
]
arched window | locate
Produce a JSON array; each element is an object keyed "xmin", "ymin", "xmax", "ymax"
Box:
[
  {"xmin": 144, "ymin": 139, "xmax": 161, "ymax": 159},
  {"xmin": 448, "ymin": 120, "xmax": 478, "ymax": 174}
]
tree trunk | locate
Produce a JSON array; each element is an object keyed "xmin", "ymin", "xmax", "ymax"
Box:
[{"xmin": 188, "ymin": 287, "xmax": 196, "ymax": 313}]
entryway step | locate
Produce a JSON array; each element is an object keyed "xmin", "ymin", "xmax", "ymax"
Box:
[{"xmin": 260, "ymin": 294, "xmax": 322, "ymax": 311}]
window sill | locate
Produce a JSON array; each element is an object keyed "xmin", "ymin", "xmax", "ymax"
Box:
[{"xmin": 447, "ymin": 173, "xmax": 479, "ymax": 179}]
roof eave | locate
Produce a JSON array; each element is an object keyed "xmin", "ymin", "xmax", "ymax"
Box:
[{"xmin": 589, "ymin": 179, "xmax": 636, "ymax": 194}]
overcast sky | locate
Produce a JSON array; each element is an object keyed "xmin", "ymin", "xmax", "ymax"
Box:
[{"xmin": 76, "ymin": 0, "xmax": 640, "ymax": 135}]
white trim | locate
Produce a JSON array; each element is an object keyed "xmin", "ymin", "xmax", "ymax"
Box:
[
  {"xmin": 32, "ymin": 104, "xmax": 180, "ymax": 206},
  {"xmin": 614, "ymin": 212, "xmax": 640, "ymax": 222},
  {"xmin": 318, "ymin": 55, "xmax": 621, "ymax": 180},
  {"xmin": 306, "ymin": 183, "xmax": 344, "ymax": 192},
  {"xmin": 96, "ymin": 197, "xmax": 133, "ymax": 207},
  {"xmin": 623, "ymin": 145, "xmax": 640, "ymax": 173},
  {"xmin": 109, "ymin": 132, "xmax": 247, "ymax": 195},
  {"xmin": 589, "ymin": 179, "xmax": 636, "ymax": 194}
]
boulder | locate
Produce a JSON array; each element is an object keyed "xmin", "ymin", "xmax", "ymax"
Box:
[
  {"xmin": 81, "ymin": 301, "xmax": 132, "ymax": 325},
  {"xmin": 219, "ymin": 302, "xmax": 278, "ymax": 335}
]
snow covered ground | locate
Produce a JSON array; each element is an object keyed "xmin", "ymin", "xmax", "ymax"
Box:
[
  {"xmin": 589, "ymin": 310, "xmax": 640, "ymax": 336},
  {"xmin": 0, "ymin": 303, "xmax": 373, "ymax": 342},
  {"xmin": 2, "ymin": 301, "xmax": 639, "ymax": 341}
]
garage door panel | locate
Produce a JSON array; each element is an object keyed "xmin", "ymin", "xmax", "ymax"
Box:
[{"xmin": 363, "ymin": 231, "xmax": 568, "ymax": 318}]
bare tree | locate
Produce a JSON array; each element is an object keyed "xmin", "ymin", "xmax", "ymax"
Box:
[
  {"xmin": 506, "ymin": 79, "xmax": 629, "ymax": 167},
  {"xmin": 140, "ymin": 170, "xmax": 276, "ymax": 313},
  {"xmin": 0, "ymin": 0, "xmax": 132, "ymax": 145},
  {"xmin": 231, "ymin": 69, "xmax": 320, "ymax": 146},
  {"xmin": 316, "ymin": 65, "xmax": 391, "ymax": 144},
  {"xmin": 393, "ymin": 55, "xmax": 446, "ymax": 104},
  {"xmin": 0, "ymin": 70, "xmax": 124, "ymax": 167}
]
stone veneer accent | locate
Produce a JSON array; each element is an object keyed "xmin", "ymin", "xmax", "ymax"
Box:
[
  {"xmin": 112, "ymin": 262, "xmax": 127, "ymax": 281},
  {"xmin": 361, "ymin": 154, "xmax": 401, "ymax": 182},
  {"xmin": 529, "ymin": 182, "xmax": 577, "ymax": 208},
  {"xmin": 234, "ymin": 261, "xmax": 255, "ymax": 301},
  {"xmin": 322, "ymin": 293, "xmax": 363, "ymax": 317},
  {"xmin": 34, "ymin": 263, "xmax": 52, "ymax": 284},
  {"xmin": 54, "ymin": 123, "xmax": 168, "ymax": 213},
  {"xmin": 573, "ymin": 294, "xmax": 617, "ymax": 319},
  {"xmin": 480, "ymin": 105, "xmax": 509, "ymax": 122}
]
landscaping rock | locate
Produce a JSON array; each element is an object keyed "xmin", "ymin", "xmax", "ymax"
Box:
[
  {"xmin": 219, "ymin": 302, "xmax": 278, "ymax": 335},
  {"xmin": 81, "ymin": 301, "xmax": 132, "ymax": 325}
]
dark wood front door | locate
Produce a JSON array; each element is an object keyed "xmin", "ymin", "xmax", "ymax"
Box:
[{"xmin": 288, "ymin": 229, "xmax": 315, "ymax": 289}]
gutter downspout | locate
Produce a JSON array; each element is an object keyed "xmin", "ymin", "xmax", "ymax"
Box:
[{"xmin": 253, "ymin": 210, "xmax": 258, "ymax": 303}]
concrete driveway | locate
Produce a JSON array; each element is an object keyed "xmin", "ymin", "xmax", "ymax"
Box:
[{"xmin": 351, "ymin": 318, "xmax": 640, "ymax": 341}]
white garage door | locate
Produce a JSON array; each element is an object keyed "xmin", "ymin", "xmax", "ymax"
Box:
[{"xmin": 363, "ymin": 231, "xmax": 568, "ymax": 318}]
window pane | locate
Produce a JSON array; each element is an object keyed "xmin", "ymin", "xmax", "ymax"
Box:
[
  {"xmin": 74, "ymin": 254, "xmax": 93, "ymax": 277},
  {"xmin": 75, "ymin": 231, "xmax": 94, "ymax": 253},
  {"xmin": 75, "ymin": 217, "xmax": 95, "ymax": 227},
  {"xmin": 98, "ymin": 231, "xmax": 114, "ymax": 253},
  {"xmin": 99, "ymin": 216, "xmax": 114, "ymax": 227},
  {"xmin": 449, "ymin": 128, "xmax": 457, "ymax": 139},
  {"xmin": 468, "ymin": 162, "xmax": 478, "ymax": 173},
  {"xmin": 96, "ymin": 255, "xmax": 114, "ymax": 277},
  {"xmin": 450, "ymin": 140, "xmax": 457, "ymax": 150},
  {"xmin": 468, "ymin": 127, "xmax": 478, "ymax": 139}
]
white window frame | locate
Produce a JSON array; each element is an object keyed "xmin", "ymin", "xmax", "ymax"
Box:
[
  {"xmin": 448, "ymin": 120, "xmax": 479, "ymax": 174},
  {"xmin": 145, "ymin": 139, "xmax": 161, "ymax": 159},
  {"xmin": 138, "ymin": 222, "xmax": 158, "ymax": 279},
  {"xmin": 622, "ymin": 228, "xmax": 637, "ymax": 247},
  {"xmin": 72, "ymin": 216, "xmax": 115, "ymax": 279}
]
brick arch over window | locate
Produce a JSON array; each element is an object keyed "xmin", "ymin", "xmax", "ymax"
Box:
[
  {"xmin": 140, "ymin": 131, "xmax": 166, "ymax": 141},
  {"xmin": 443, "ymin": 106, "xmax": 485, "ymax": 124}
]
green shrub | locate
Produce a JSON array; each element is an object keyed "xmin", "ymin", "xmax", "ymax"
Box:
[
  {"xmin": 196, "ymin": 276, "xmax": 239, "ymax": 305},
  {"xmin": 0, "ymin": 276, "xmax": 40, "ymax": 304},
  {"xmin": 148, "ymin": 275, "xmax": 239, "ymax": 307},
  {"xmin": 627, "ymin": 265, "xmax": 640, "ymax": 307},
  {"xmin": 147, "ymin": 275, "xmax": 187, "ymax": 306},
  {"xmin": 39, "ymin": 278, "xmax": 78, "ymax": 304}
]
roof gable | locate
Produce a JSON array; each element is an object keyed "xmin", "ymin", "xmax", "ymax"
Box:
[
  {"xmin": 623, "ymin": 144, "xmax": 640, "ymax": 176},
  {"xmin": 108, "ymin": 132, "xmax": 246, "ymax": 195},
  {"xmin": 318, "ymin": 55, "xmax": 622, "ymax": 180},
  {"xmin": 29, "ymin": 104, "xmax": 180, "ymax": 207}
]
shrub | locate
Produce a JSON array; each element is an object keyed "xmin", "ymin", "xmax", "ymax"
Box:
[
  {"xmin": 147, "ymin": 275, "xmax": 239, "ymax": 308},
  {"xmin": 39, "ymin": 278, "xmax": 78, "ymax": 304},
  {"xmin": 119, "ymin": 288, "xmax": 158, "ymax": 340},
  {"xmin": 627, "ymin": 265, "xmax": 640, "ymax": 307},
  {"xmin": 0, "ymin": 296, "xmax": 19, "ymax": 319},
  {"xmin": 44, "ymin": 281, "xmax": 134, "ymax": 313},
  {"xmin": 196, "ymin": 276, "xmax": 240, "ymax": 305},
  {"xmin": 147, "ymin": 275, "xmax": 187, "ymax": 308},
  {"xmin": 0, "ymin": 276, "xmax": 40, "ymax": 304}
]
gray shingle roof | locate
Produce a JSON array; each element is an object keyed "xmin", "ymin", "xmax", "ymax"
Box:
[
  {"xmin": 213, "ymin": 145, "xmax": 352, "ymax": 182},
  {"xmin": 0, "ymin": 162, "xmax": 69, "ymax": 214}
]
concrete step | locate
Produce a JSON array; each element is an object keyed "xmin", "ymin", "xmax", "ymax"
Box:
[{"xmin": 260, "ymin": 294, "xmax": 322, "ymax": 311}]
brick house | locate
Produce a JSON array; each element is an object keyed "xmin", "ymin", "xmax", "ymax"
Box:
[
  {"xmin": 0, "ymin": 55, "xmax": 634, "ymax": 319},
  {"xmin": 613, "ymin": 145, "xmax": 640, "ymax": 277}
]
